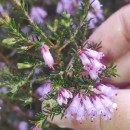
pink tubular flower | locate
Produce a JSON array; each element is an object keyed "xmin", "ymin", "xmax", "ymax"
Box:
[
  {"xmin": 87, "ymin": 11, "xmax": 98, "ymax": 29},
  {"xmin": 36, "ymin": 81, "xmax": 53, "ymax": 100},
  {"xmin": 90, "ymin": 58, "xmax": 106, "ymax": 73},
  {"xmin": 97, "ymin": 84, "xmax": 117, "ymax": 98},
  {"xmin": 88, "ymin": 69, "xmax": 98, "ymax": 80},
  {"xmin": 92, "ymin": 94, "xmax": 117, "ymax": 120},
  {"xmin": 41, "ymin": 43, "xmax": 54, "ymax": 70},
  {"xmin": 18, "ymin": 121, "xmax": 28, "ymax": 130},
  {"xmin": 89, "ymin": 0, "xmax": 102, "ymax": 12},
  {"xmin": 30, "ymin": 7, "xmax": 47, "ymax": 23},
  {"xmin": 65, "ymin": 93, "xmax": 94, "ymax": 122},
  {"xmin": 100, "ymin": 95, "xmax": 117, "ymax": 113},
  {"xmin": 77, "ymin": 50, "xmax": 92, "ymax": 71},
  {"xmin": 76, "ymin": 103, "xmax": 86, "ymax": 122},
  {"xmin": 65, "ymin": 94, "xmax": 81, "ymax": 118},
  {"xmin": 82, "ymin": 94, "xmax": 96, "ymax": 121},
  {"xmin": 57, "ymin": 87, "xmax": 73, "ymax": 106},
  {"xmin": 84, "ymin": 48, "xmax": 104, "ymax": 60},
  {"xmin": 92, "ymin": 96, "xmax": 106, "ymax": 115}
]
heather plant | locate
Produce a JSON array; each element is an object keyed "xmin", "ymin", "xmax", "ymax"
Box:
[{"xmin": 0, "ymin": 0, "xmax": 119, "ymax": 130}]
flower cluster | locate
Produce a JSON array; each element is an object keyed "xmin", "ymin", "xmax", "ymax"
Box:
[
  {"xmin": 65, "ymin": 84, "xmax": 117, "ymax": 122},
  {"xmin": 36, "ymin": 82, "xmax": 73, "ymax": 106},
  {"xmin": 36, "ymin": 82, "xmax": 117, "ymax": 123},
  {"xmin": 57, "ymin": 87, "xmax": 73, "ymax": 105},
  {"xmin": 87, "ymin": 0, "xmax": 104, "ymax": 29},
  {"xmin": 77, "ymin": 48, "xmax": 105, "ymax": 80}
]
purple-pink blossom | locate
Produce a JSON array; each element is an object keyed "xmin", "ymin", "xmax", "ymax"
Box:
[
  {"xmin": 0, "ymin": 62, "xmax": 6, "ymax": 69},
  {"xmin": 56, "ymin": 0, "xmax": 78, "ymax": 14},
  {"xmin": 57, "ymin": 87, "xmax": 73, "ymax": 105},
  {"xmin": 0, "ymin": 87, "xmax": 8, "ymax": 94},
  {"xmin": 40, "ymin": 43, "xmax": 55, "ymax": 70},
  {"xmin": 32, "ymin": 125, "xmax": 41, "ymax": 130},
  {"xmin": 65, "ymin": 93, "xmax": 81, "ymax": 118},
  {"xmin": 97, "ymin": 84, "xmax": 117, "ymax": 98},
  {"xmin": 0, "ymin": 4, "xmax": 4, "ymax": 13},
  {"xmin": 65, "ymin": 93, "xmax": 96, "ymax": 122},
  {"xmin": 56, "ymin": 0, "xmax": 104, "ymax": 28},
  {"xmin": 87, "ymin": 11, "xmax": 98, "ymax": 29},
  {"xmin": 18, "ymin": 121, "xmax": 28, "ymax": 130},
  {"xmin": 30, "ymin": 7, "xmax": 47, "ymax": 23},
  {"xmin": 36, "ymin": 80, "xmax": 53, "ymax": 100},
  {"xmin": 85, "ymin": 48, "xmax": 104, "ymax": 60}
]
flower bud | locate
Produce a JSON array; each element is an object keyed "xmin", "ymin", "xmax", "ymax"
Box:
[
  {"xmin": 41, "ymin": 43, "xmax": 54, "ymax": 70},
  {"xmin": 1, "ymin": 13, "xmax": 10, "ymax": 23},
  {"xmin": 17, "ymin": 63, "xmax": 33, "ymax": 69},
  {"xmin": 19, "ymin": 46, "xmax": 29, "ymax": 50},
  {"xmin": 2, "ymin": 38, "xmax": 16, "ymax": 45},
  {"xmin": 42, "ymin": 99, "xmax": 57, "ymax": 108},
  {"xmin": 24, "ymin": 97, "xmax": 33, "ymax": 104}
]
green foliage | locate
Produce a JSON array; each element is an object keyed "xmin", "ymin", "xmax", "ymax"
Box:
[{"xmin": 102, "ymin": 62, "xmax": 119, "ymax": 77}]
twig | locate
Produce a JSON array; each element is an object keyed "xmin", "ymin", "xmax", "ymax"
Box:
[{"xmin": 29, "ymin": 77, "xmax": 49, "ymax": 83}]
